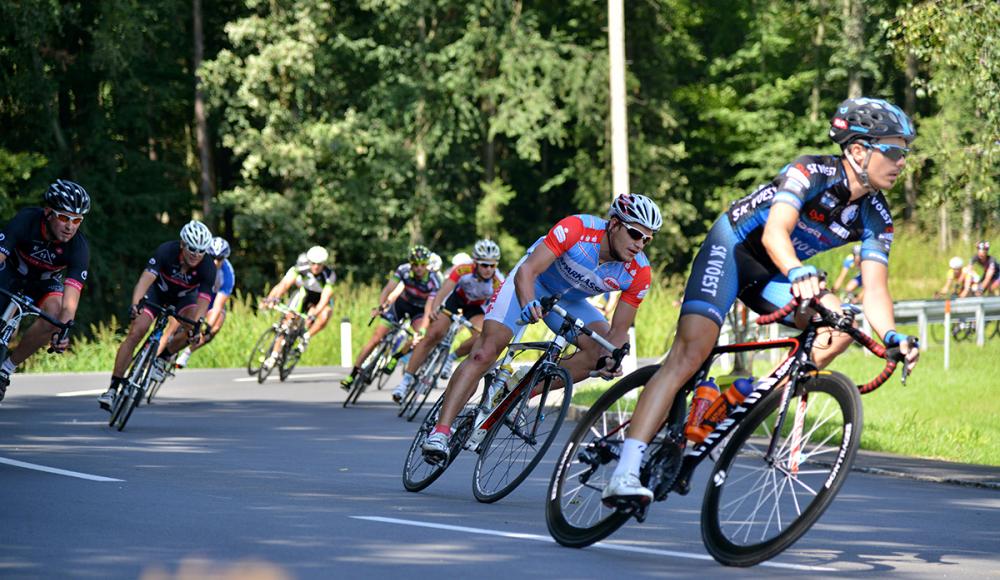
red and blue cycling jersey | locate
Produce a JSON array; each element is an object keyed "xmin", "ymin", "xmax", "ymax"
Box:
[{"xmin": 533, "ymin": 214, "xmax": 652, "ymax": 307}]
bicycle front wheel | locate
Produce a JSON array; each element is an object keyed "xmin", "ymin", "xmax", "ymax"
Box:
[
  {"xmin": 247, "ymin": 326, "xmax": 279, "ymax": 375},
  {"xmin": 404, "ymin": 347, "xmax": 447, "ymax": 421},
  {"xmin": 402, "ymin": 394, "xmax": 474, "ymax": 492},
  {"xmin": 279, "ymin": 329, "xmax": 304, "ymax": 381},
  {"xmin": 545, "ymin": 365, "xmax": 658, "ymax": 547},
  {"xmin": 472, "ymin": 365, "xmax": 572, "ymax": 503},
  {"xmin": 701, "ymin": 370, "xmax": 862, "ymax": 567},
  {"xmin": 344, "ymin": 341, "xmax": 387, "ymax": 407}
]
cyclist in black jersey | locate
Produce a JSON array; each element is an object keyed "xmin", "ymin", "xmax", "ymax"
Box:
[
  {"xmin": 340, "ymin": 245, "xmax": 442, "ymax": 390},
  {"xmin": 603, "ymin": 97, "xmax": 922, "ymax": 502},
  {"xmin": 98, "ymin": 221, "xmax": 215, "ymax": 410},
  {"xmin": 261, "ymin": 246, "xmax": 336, "ymax": 365},
  {"xmin": 971, "ymin": 241, "xmax": 999, "ymax": 295},
  {"xmin": 0, "ymin": 180, "xmax": 90, "ymax": 400}
]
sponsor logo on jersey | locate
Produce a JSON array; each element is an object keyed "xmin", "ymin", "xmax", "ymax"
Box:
[
  {"xmin": 553, "ymin": 225, "xmax": 568, "ymax": 244},
  {"xmin": 81, "ymin": 270, "xmax": 88, "ymax": 281},
  {"xmin": 603, "ymin": 276, "xmax": 621, "ymax": 290},
  {"xmin": 820, "ymin": 193, "xmax": 838, "ymax": 209},
  {"xmin": 805, "ymin": 163, "xmax": 838, "ymax": 176},
  {"xmin": 840, "ymin": 204, "xmax": 859, "ymax": 225},
  {"xmin": 30, "ymin": 247, "xmax": 58, "ymax": 264},
  {"xmin": 871, "ymin": 197, "xmax": 893, "ymax": 224},
  {"xmin": 830, "ymin": 223, "xmax": 850, "ymax": 239},
  {"xmin": 700, "ymin": 245, "xmax": 728, "ymax": 297},
  {"xmin": 807, "ymin": 209, "xmax": 826, "ymax": 223}
]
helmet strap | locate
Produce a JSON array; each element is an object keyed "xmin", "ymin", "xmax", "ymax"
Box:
[
  {"xmin": 605, "ymin": 222, "xmax": 626, "ymax": 263},
  {"xmin": 844, "ymin": 145, "xmax": 874, "ymax": 191}
]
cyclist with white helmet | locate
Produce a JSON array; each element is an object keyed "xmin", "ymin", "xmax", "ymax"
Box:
[
  {"xmin": 970, "ymin": 241, "xmax": 998, "ymax": 295},
  {"xmin": 937, "ymin": 256, "xmax": 979, "ymax": 298},
  {"xmin": 391, "ymin": 239, "xmax": 505, "ymax": 404},
  {"xmin": 341, "ymin": 245, "xmax": 442, "ymax": 391},
  {"xmin": 99, "ymin": 220, "xmax": 216, "ymax": 410},
  {"xmin": 421, "ymin": 195, "xmax": 660, "ymax": 463},
  {"xmin": 602, "ymin": 97, "xmax": 922, "ymax": 504},
  {"xmin": 0, "ymin": 180, "xmax": 91, "ymax": 400},
  {"xmin": 175, "ymin": 237, "xmax": 237, "ymax": 368},
  {"xmin": 261, "ymin": 245, "xmax": 336, "ymax": 366}
]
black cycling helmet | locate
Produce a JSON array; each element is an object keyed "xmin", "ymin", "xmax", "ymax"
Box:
[
  {"xmin": 44, "ymin": 179, "xmax": 91, "ymax": 215},
  {"xmin": 829, "ymin": 97, "xmax": 916, "ymax": 147},
  {"xmin": 409, "ymin": 245, "xmax": 431, "ymax": 264}
]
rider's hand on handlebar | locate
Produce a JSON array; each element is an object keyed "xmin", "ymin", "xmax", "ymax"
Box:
[
  {"xmin": 885, "ymin": 330, "xmax": 920, "ymax": 377},
  {"xmin": 49, "ymin": 331, "xmax": 69, "ymax": 353},
  {"xmin": 520, "ymin": 299, "xmax": 543, "ymax": 324},
  {"xmin": 129, "ymin": 303, "xmax": 141, "ymax": 320},
  {"xmin": 429, "ymin": 308, "xmax": 441, "ymax": 323},
  {"xmin": 788, "ymin": 265, "xmax": 821, "ymax": 303},
  {"xmin": 591, "ymin": 355, "xmax": 623, "ymax": 380}
]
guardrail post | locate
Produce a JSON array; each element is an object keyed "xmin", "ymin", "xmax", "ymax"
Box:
[
  {"xmin": 917, "ymin": 311, "xmax": 928, "ymax": 351},
  {"xmin": 944, "ymin": 300, "xmax": 951, "ymax": 370},
  {"xmin": 340, "ymin": 317, "xmax": 352, "ymax": 367},
  {"xmin": 976, "ymin": 303, "xmax": 985, "ymax": 347}
]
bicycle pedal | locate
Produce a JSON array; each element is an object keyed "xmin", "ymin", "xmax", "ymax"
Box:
[{"xmin": 602, "ymin": 494, "xmax": 651, "ymax": 513}]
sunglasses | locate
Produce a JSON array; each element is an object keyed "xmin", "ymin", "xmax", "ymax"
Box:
[
  {"xmin": 411, "ymin": 260, "xmax": 428, "ymax": 266},
  {"xmin": 865, "ymin": 142, "xmax": 910, "ymax": 162},
  {"xmin": 183, "ymin": 245, "xmax": 206, "ymax": 256},
  {"xmin": 620, "ymin": 222, "xmax": 653, "ymax": 245},
  {"xmin": 476, "ymin": 262, "xmax": 497, "ymax": 268},
  {"xmin": 50, "ymin": 210, "xmax": 84, "ymax": 225}
]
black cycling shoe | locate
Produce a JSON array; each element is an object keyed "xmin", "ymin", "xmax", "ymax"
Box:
[{"xmin": 0, "ymin": 371, "xmax": 10, "ymax": 402}]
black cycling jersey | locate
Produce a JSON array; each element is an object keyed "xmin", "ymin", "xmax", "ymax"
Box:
[
  {"xmin": 0, "ymin": 207, "xmax": 90, "ymax": 291},
  {"xmin": 145, "ymin": 241, "xmax": 216, "ymax": 301},
  {"xmin": 392, "ymin": 263, "xmax": 442, "ymax": 308}
]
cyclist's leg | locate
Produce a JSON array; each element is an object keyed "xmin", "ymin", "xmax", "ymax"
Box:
[
  {"xmin": 162, "ymin": 296, "xmax": 200, "ymax": 356},
  {"xmin": 112, "ymin": 308, "xmax": 155, "ymax": 378},
  {"xmin": 158, "ymin": 317, "xmax": 180, "ymax": 354},
  {"xmin": 8, "ymin": 284, "xmax": 64, "ymax": 365},
  {"xmin": 190, "ymin": 306, "xmax": 225, "ymax": 353},
  {"xmin": 306, "ymin": 303, "xmax": 332, "ymax": 336},
  {"xmin": 453, "ymin": 312, "xmax": 485, "ymax": 357},
  {"xmin": 434, "ymin": 320, "xmax": 513, "ymax": 428}
]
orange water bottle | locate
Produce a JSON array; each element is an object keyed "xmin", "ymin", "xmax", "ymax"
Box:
[
  {"xmin": 685, "ymin": 378, "xmax": 720, "ymax": 443},
  {"xmin": 702, "ymin": 376, "xmax": 755, "ymax": 429}
]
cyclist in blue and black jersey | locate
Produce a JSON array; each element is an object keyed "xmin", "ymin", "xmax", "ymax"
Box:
[
  {"xmin": 603, "ymin": 97, "xmax": 922, "ymax": 503},
  {"xmin": 174, "ymin": 237, "xmax": 236, "ymax": 368},
  {"xmin": 260, "ymin": 246, "xmax": 336, "ymax": 367},
  {"xmin": 98, "ymin": 221, "xmax": 215, "ymax": 410},
  {"xmin": 0, "ymin": 180, "xmax": 90, "ymax": 400},
  {"xmin": 340, "ymin": 245, "xmax": 442, "ymax": 391}
]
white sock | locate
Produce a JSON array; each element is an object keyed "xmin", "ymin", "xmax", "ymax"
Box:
[
  {"xmin": 402, "ymin": 372, "xmax": 415, "ymax": 386},
  {"xmin": 303, "ymin": 331, "xmax": 310, "ymax": 340},
  {"xmin": 614, "ymin": 438, "xmax": 648, "ymax": 478},
  {"xmin": 2, "ymin": 357, "xmax": 15, "ymax": 374}
]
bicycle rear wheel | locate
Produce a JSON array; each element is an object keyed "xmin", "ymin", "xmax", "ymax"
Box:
[
  {"xmin": 402, "ymin": 394, "xmax": 474, "ymax": 492},
  {"xmin": 546, "ymin": 365, "xmax": 659, "ymax": 547},
  {"xmin": 403, "ymin": 347, "xmax": 447, "ymax": 421},
  {"xmin": 115, "ymin": 384, "xmax": 142, "ymax": 431},
  {"xmin": 247, "ymin": 327, "xmax": 278, "ymax": 375},
  {"xmin": 472, "ymin": 365, "xmax": 572, "ymax": 503},
  {"xmin": 344, "ymin": 341, "xmax": 387, "ymax": 407},
  {"xmin": 701, "ymin": 371, "xmax": 862, "ymax": 567},
  {"xmin": 257, "ymin": 330, "xmax": 284, "ymax": 384}
]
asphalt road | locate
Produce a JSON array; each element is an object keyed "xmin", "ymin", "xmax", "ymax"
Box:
[{"xmin": 1, "ymin": 366, "xmax": 997, "ymax": 579}]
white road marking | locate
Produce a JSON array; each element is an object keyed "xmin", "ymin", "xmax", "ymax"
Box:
[
  {"xmin": 0, "ymin": 457, "xmax": 123, "ymax": 482},
  {"xmin": 233, "ymin": 372, "xmax": 340, "ymax": 383},
  {"xmin": 352, "ymin": 516, "xmax": 837, "ymax": 572},
  {"xmin": 56, "ymin": 388, "xmax": 107, "ymax": 397}
]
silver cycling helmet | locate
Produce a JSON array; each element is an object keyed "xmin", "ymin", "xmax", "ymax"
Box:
[
  {"xmin": 208, "ymin": 237, "xmax": 231, "ymax": 259},
  {"xmin": 428, "ymin": 252, "xmax": 442, "ymax": 272},
  {"xmin": 180, "ymin": 220, "xmax": 213, "ymax": 252},
  {"xmin": 306, "ymin": 245, "xmax": 329, "ymax": 264},
  {"xmin": 609, "ymin": 193, "xmax": 663, "ymax": 232},
  {"xmin": 472, "ymin": 239, "xmax": 501, "ymax": 262},
  {"xmin": 45, "ymin": 179, "xmax": 91, "ymax": 215}
]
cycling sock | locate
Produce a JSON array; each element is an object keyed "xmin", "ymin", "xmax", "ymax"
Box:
[
  {"xmin": 2, "ymin": 357, "xmax": 15, "ymax": 374},
  {"xmin": 431, "ymin": 425, "xmax": 452, "ymax": 437},
  {"xmin": 110, "ymin": 376, "xmax": 124, "ymax": 389},
  {"xmin": 156, "ymin": 350, "xmax": 173, "ymax": 361},
  {"xmin": 350, "ymin": 366, "xmax": 360, "ymax": 377},
  {"xmin": 614, "ymin": 438, "xmax": 648, "ymax": 478}
]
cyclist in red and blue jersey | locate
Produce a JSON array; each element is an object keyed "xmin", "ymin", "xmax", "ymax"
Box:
[
  {"xmin": 421, "ymin": 194, "xmax": 661, "ymax": 463},
  {"xmin": 603, "ymin": 98, "xmax": 922, "ymax": 503},
  {"xmin": 175, "ymin": 237, "xmax": 236, "ymax": 368},
  {"xmin": 0, "ymin": 180, "xmax": 90, "ymax": 400},
  {"xmin": 98, "ymin": 221, "xmax": 215, "ymax": 410},
  {"xmin": 341, "ymin": 245, "xmax": 442, "ymax": 391},
  {"xmin": 391, "ymin": 239, "xmax": 505, "ymax": 403}
]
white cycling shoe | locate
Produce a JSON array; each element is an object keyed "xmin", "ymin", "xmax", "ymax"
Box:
[
  {"xmin": 421, "ymin": 431, "xmax": 450, "ymax": 464},
  {"xmin": 602, "ymin": 471, "xmax": 653, "ymax": 505}
]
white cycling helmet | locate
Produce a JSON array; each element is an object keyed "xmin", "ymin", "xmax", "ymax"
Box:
[
  {"xmin": 949, "ymin": 256, "xmax": 964, "ymax": 269},
  {"xmin": 472, "ymin": 239, "xmax": 501, "ymax": 262},
  {"xmin": 428, "ymin": 252, "xmax": 443, "ymax": 272},
  {"xmin": 306, "ymin": 245, "xmax": 329, "ymax": 264},
  {"xmin": 609, "ymin": 193, "xmax": 663, "ymax": 232},
  {"xmin": 451, "ymin": 252, "xmax": 473, "ymax": 267},
  {"xmin": 180, "ymin": 220, "xmax": 213, "ymax": 252}
]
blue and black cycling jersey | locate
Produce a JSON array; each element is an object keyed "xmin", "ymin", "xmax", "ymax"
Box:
[{"xmin": 683, "ymin": 154, "xmax": 895, "ymax": 326}]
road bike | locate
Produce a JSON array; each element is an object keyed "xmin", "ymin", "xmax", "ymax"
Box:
[
  {"xmin": 247, "ymin": 302, "xmax": 310, "ymax": 383},
  {"xmin": 546, "ymin": 297, "xmax": 911, "ymax": 567},
  {"xmin": 109, "ymin": 301, "xmax": 203, "ymax": 431},
  {"xmin": 343, "ymin": 312, "xmax": 412, "ymax": 407},
  {"xmin": 0, "ymin": 287, "xmax": 72, "ymax": 396},
  {"xmin": 403, "ymin": 295, "xmax": 628, "ymax": 503},
  {"xmin": 397, "ymin": 308, "xmax": 476, "ymax": 421}
]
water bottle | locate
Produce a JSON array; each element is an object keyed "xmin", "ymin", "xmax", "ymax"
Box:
[
  {"xmin": 488, "ymin": 365, "xmax": 514, "ymax": 408},
  {"xmin": 685, "ymin": 377, "xmax": 720, "ymax": 443},
  {"xmin": 702, "ymin": 376, "xmax": 756, "ymax": 431}
]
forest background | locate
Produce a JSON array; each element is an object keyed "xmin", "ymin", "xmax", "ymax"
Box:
[{"xmin": 1, "ymin": 0, "xmax": 998, "ymax": 334}]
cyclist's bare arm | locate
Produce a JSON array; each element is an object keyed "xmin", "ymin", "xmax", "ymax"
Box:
[
  {"xmin": 861, "ymin": 259, "xmax": 919, "ymax": 371},
  {"xmin": 515, "ymin": 243, "xmax": 558, "ymax": 319},
  {"xmin": 309, "ymin": 285, "xmax": 335, "ymax": 317},
  {"xmin": 428, "ymin": 278, "xmax": 457, "ymax": 321},
  {"xmin": 130, "ymin": 271, "xmax": 158, "ymax": 309},
  {"xmin": 266, "ymin": 270, "xmax": 298, "ymax": 302}
]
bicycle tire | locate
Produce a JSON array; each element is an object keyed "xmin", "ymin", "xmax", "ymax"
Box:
[
  {"xmin": 546, "ymin": 365, "xmax": 658, "ymax": 547},
  {"xmin": 405, "ymin": 348, "xmax": 448, "ymax": 422},
  {"xmin": 701, "ymin": 371, "xmax": 862, "ymax": 567},
  {"xmin": 145, "ymin": 354, "xmax": 176, "ymax": 405},
  {"xmin": 402, "ymin": 394, "xmax": 475, "ymax": 492},
  {"xmin": 111, "ymin": 343, "xmax": 153, "ymax": 427},
  {"xmin": 374, "ymin": 334, "xmax": 399, "ymax": 391},
  {"xmin": 279, "ymin": 327, "xmax": 305, "ymax": 381},
  {"xmin": 257, "ymin": 329, "xmax": 284, "ymax": 384},
  {"xmin": 115, "ymin": 384, "xmax": 142, "ymax": 431},
  {"xmin": 473, "ymin": 365, "xmax": 573, "ymax": 503},
  {"xmin": 344, "ymin": 340, "xmax": 387, "ymax": 407},
  {"xmin": 247, "ymin": 326, "xmax": 279, "ymax": 376},
  {"xmin": 929, "ymin": 321, "xmax": 946, "ymax": 344},
  {"xmin": 398, "ymin": 346, "xmax": 440, "ymax": 419}
]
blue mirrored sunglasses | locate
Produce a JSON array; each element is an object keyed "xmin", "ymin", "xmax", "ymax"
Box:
[{"xmin": 864, "ymin": 142, "xmax": 910, "ymax": 162}]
